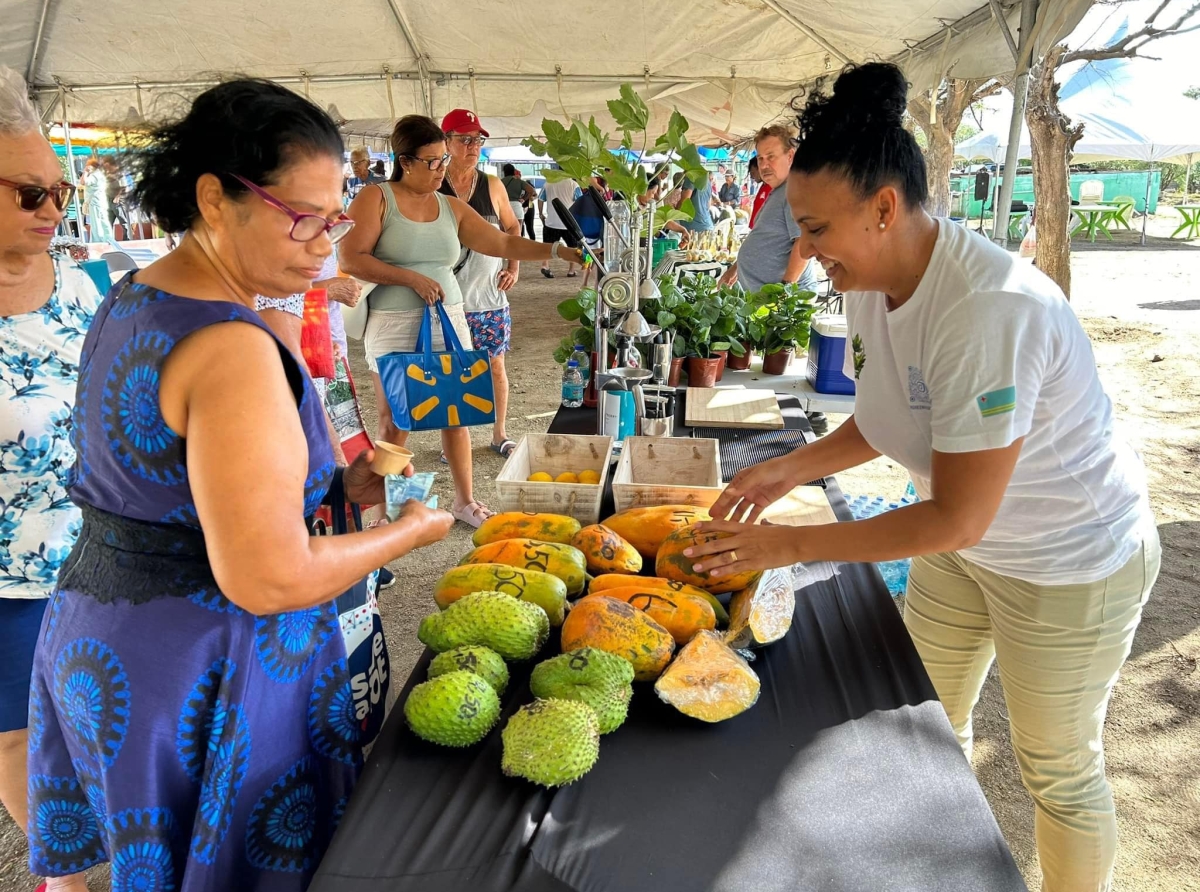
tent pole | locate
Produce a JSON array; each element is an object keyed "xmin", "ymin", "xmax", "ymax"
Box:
[
  {"xmin": 1141, "ymin": 163, "xmax": 1153, "ymax": 247},
  {"xmin": 60, "ymin": 95, "xmax": 83, "ymax": 240},
  {"xmin": 992, "ymin": 0, "xmax": 1039, "ymax": 247}
]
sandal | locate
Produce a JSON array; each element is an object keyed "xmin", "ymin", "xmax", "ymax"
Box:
[
  {"xmin": 439, "ymin": 451, "xmax": 448, "ymax": 464},
  {"xmin": 566, "ymin": 271, "xmax": 578, "ymax": 277},
  {"xmin": 540, "ymin": 268, "xmax": 554, "ymax": 278},
  {"xmin": 490, "ymin": 439, "xmax": 517, "ymax": 458},
  {"xmin": 452, "ymin": 501, "xmax": 494, "ymax": 529}
]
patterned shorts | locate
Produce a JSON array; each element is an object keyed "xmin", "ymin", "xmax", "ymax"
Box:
[{"xmin": 465, "ymin": 307, "xmax": 512, "ymax": 357}]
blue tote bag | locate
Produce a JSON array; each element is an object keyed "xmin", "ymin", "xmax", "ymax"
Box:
[{"xmin": 376, "ymin": 302, "xmax": 496, "ymax": 432}]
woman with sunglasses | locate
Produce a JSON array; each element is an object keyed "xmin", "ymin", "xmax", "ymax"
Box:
[
  {"xmin": 25, "ymin": 79, "xmax": 453, "ymax": 891},
  {"xmin": 0, "ymin": 66, "xmax": 99, "ymax": 892},
  {"xmin": 339, "ymin": 114, "xmax": 585, "ymax": 528}
]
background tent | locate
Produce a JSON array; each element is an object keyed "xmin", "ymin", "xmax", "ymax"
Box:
[{"xmin": 5, "ymin": 0, "xmax": 1091, "ymax": 146}]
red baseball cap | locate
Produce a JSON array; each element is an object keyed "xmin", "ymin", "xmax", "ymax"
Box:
[{"xmin": 441, "ymin": 108, "xmax": 489, "ymax": 137}]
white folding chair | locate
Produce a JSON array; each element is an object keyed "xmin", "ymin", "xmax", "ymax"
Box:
[{"xmin": 1079, "ymin": 179, "xmax": 1105, "ymax": 204}]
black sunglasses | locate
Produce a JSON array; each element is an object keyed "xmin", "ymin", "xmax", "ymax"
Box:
[{"xmin": 0, "ymin": 176, "xmax": 76, "ymax": 212}]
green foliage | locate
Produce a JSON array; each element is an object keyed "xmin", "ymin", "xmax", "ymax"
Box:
[
  {"xmin": 1185, "ymin": 86, "xmax": 1200, "ymax": 100},
  {"xmin": 553, "ymin": 289, "xmax": 598, "ymax": 364},
  {"xmin": 744, "ymin": 283, "xmax": 818, "ymax": 355},
  {"xmin": 654, "ymin": 275, "xmax": 748, "ymax": 359}
]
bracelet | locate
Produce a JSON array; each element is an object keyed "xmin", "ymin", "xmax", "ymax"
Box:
[{"xmin": 551, "ymin": 240, "xmax": 563, "ymax": 261}]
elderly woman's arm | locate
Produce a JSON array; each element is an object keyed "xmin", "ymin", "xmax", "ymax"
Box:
[{"xmin": 160, "ymin": 320, "xmax": 452, "ymax": 614}]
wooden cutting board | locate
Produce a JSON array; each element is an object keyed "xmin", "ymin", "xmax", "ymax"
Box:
[{"xmin": 685, "ymin": 387, "xmax": 784, "ymax": 429}]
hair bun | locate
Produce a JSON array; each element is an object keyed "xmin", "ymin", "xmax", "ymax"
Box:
[{"xmin": 828, "ymin": 62, "xmax": 909, "ymax": 129}]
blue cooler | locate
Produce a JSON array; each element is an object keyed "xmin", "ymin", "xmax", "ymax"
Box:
[{"xmin": 806, "ymin": 314, "xmax": 855, "ymax": 395}]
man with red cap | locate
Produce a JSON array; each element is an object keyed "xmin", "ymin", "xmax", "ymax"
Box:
[{"xmin": 438, "ymin": 108, "xmax": 523, "ymax": 458}]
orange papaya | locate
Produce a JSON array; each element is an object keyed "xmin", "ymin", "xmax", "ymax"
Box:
[
  {"xmin": 459, "ymin": 538, "xmax": 587, "ymax": 595},
  {"xmin": 654, "ymin": 630, "xmax": 761, "ymax": 722},
  {"xmin": 655, "ymin": 524, "xmax": 760, "ymax": 595},
  {"xmin": 601, "ymin": 505, "xmax": 711, "ymax": 561},
  {"xmin": 433, "ymin": 563, "xmax": 568, "ymax": 625},
  {"xmin": 560, "ymin": 596, "xmax": 675, "ymax": 682},
  {"xmin": 724, "ymin": 567, "xmax": 795, "ymax": 649},
  {"xmin": 585, "ymin": 586, "xmax": 716, "ymax": 646},
  {"xmin": 570, "ymin": 524, "xmax": 643, "ymax": 576},
  {"xmin": 587, "ymin": 575, "xmax": 729, "ymax": 625},
  {"xmin": 472, "ymin": 512, "xmax": 582, "ymax": 548}
]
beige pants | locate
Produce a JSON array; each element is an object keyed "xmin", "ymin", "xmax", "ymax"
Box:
[
  {"xmin": 363, "ymin": 303, "xmax": 474, "ymax": 373},
  {"xmin": 904, "ymin": 533, "xmax": 1161, "ymax": 892}
]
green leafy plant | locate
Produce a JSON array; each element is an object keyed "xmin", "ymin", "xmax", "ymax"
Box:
[
  {"xmin": 552, "ymin": 288, "xmax": 598, "ymax": 365},
  {"xmin": 655, "ymin": 275, "xmax": 746, "ymax": 360},
  {"xmin": 745, "ymin": 283, "xmax": 818, "ymax": 355}
]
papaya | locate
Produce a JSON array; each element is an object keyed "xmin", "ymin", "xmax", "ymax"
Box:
[
  {"xmin": 585, "ymin": 586, "xmax": 715, "ymax": 646},
  {"xmin": 724, "ymin": 567, "xmax": 795, "ymax": 649},
  {"xmin": 460, "ymin": 539, "xmax": 587, "ymax": 595},
  {"xmin": 655, "ymin": 524, "xmax": 761, "ymax": 595},
  {"xmin": 588, "ymin": 575, "xmax": 729, "ymax": 626},
  {"xmin": 654, "ymin": 630, "xmax": 761, "ymax": 722},
  {"xmin": 570, "ymin": 524, "xmax": 643, "ymax": 576},
  {"xmin": 560, "ymin": 596, "xmax": 675, "ymax": 682},
  {"xmin": 472, "ymin": 512, "xmax": 582, "ymax": 548},
  {"xmin": 601, "ymin": 505, "xmax": 712, "ymax": 561},
  {"xmin": 434, "ymin": 563, "xmax": 568, "ymax": 626}
]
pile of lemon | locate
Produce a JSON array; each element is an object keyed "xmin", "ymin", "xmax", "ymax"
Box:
[{"xmin": 527, "ymin": 470, "xmax": 601, "ymax": 485}]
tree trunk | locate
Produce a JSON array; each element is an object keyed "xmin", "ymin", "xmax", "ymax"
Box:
[
  {"xmin": 910, "ymin": 79, "xmax": 1002, "ymax": 219},
  {"xmin": 925, "ymin": 125, "xmax": 955, "ymax": 217},
  {"xmin": 1025, "ymin": 45, "xmax": 1084, "ymax": 299}
]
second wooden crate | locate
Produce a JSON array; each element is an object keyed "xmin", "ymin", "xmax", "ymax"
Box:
[
  {"xmin": 611, "ymin": 436, "xmax": 722, "ymax": 512},
  {"xmin": 494, "ymin": 434, "xmax": 613, "ymax": 524}
]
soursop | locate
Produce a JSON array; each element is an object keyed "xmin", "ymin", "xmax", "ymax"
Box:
[
  {"xmin": 428, "ymin": 645, "xmax": 509, "ymax": 695},
  {"xmin": 530, "ymin": 648, "xmax": 634, "ymax": 734},
  {"xmin": 404, "ymin": 670, "xmax": 501, "ymax": 747},
  {"xmin": 501, "ymin": 699, "xmax": 600, "ymax": 787},
  {"xmin": 418, "ymin": 591, "xmax": 550, "ymax": 660}
]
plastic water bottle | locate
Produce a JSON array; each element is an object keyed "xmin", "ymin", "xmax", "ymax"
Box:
[
  {"xmin": 570, "ymin": 345, "xmax": 591, "ymax": 383},
  {"xmin": 561, "ymin": 360, "xmax": 584, "ymax": 408}
]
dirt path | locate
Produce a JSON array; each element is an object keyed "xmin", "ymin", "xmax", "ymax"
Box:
[{"xmin": 2, "ymin": 231, "xmax": 1197, "ymax": 890}]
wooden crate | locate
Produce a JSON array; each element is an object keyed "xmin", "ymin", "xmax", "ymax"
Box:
[
  {"xmin": 612, "ymin": 436, "xmax": 722, "ymax": 512},
  {"xmin": 495, "ymin": 434, "xmax": 613, "ymax": 524}
]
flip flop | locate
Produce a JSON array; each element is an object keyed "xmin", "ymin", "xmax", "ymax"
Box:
[
  {"xmin": 439, "ymin": 451, "xmax": 448, "ymax": 464},
  {"xmin": 452, "ymin": 501, "xmax": 494, "ymax": 529},
  {"xmin": 540, "ymin": 268, "xmax": 554, "ymax": 278},
  {"xmin": 566, "ymin": 271, "xmax": 578, "ymax": 277},
  {"xmin": 490, "ymin": 439, "xmax": 517, "ymax": 458}
]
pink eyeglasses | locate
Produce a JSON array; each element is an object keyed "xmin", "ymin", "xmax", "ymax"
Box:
[{"xmin": 232, "ymin": 174, "xmax": 355, "ymax": 244}]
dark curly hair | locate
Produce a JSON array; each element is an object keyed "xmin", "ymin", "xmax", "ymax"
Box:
[
  {"xmin": 389, "ymin": 115, "xmax": 446, "ymax": 182},
  {"xmin": 131, "ymin": 79, "xmax": 344, "ymax": 233},
  {"xmin": 791, "ymin": 62, "xmax": 927, "ymax": 208}
]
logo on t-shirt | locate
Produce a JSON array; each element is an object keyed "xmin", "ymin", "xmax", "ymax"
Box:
[
  {"xmin": 851, "ymin": 334, "xmax": 866, "ymax": 380},
  {"xmin": 977, "ymin": 386, "xmax": 1017, "ymax": 417},
  {"xmin": 907, "ymin": 366, "xmax": 931, "ymax": 410}
]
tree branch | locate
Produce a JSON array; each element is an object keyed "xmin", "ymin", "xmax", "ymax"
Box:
[{"xmin": 1062, "ymin": 0, "xmax": 1200, "ymax": 65}]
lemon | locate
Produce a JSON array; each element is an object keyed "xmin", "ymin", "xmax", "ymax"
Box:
[
  {"xmin": 554, "ymin": 472, "xmax": 579, "ymax": 484},
  {"xmin": 578, "ymin": 469, "xmax": 601, "ymax": 485},
  {"xmin": 527, "ymin": 471, "xmax": 553, "ymax": 482}
]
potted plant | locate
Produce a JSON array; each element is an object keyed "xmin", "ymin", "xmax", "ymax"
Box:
[
  {"xmin": 655, "ymin": 275, "xmax": 745, "ymax": 387},
  {"xmin": 716, "ymin": 284, "xmax": 752, "ymax": 373},
  {"xmin": 746, "ymin": 283, "xmax": 818, "ymax": 376}
]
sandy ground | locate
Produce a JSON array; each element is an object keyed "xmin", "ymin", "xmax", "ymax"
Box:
[{"xmin": 1, "ymin": 213, "xmax": 1197, "ymax": 891}]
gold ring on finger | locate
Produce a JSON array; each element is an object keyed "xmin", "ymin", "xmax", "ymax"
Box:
[{"xmin": 729, "ymin": 550, "xmax": 739, "ymax": 563}]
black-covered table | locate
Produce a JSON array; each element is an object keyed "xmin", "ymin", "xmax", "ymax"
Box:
[{"xmin": 311, "ymin": 397, "xmax": 1027, "ymax": 892}]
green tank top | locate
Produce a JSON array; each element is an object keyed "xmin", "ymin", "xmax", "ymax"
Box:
[{"xmin": 368, "ymin": 185, "xmax": 464, "ymax": 311}]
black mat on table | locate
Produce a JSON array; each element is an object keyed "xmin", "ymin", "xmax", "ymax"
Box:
[{"xmin": 310, "ymin": 396, "xmax": 1027, "ymax": 892}]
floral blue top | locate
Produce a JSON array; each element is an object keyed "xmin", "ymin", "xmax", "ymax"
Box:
[{"xmin": 0, "ymin": 255, "xmax": 102, "ymax": 598}]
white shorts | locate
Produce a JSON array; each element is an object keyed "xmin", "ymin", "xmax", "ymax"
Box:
[
  {"xmin": 508, "ymin": 200, "xmax": 523, "ymax": 220},
  {"xmin": 363, "ymin": 303, "xmax": 474, "ymax": 373}
]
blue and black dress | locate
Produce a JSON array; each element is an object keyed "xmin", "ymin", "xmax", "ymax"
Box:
[{"xmin": 27, "ymin": 279, "xmax": 359, "ymax": 890}]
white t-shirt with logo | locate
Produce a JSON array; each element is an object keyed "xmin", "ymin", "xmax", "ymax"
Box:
[
  {"xmin": 844, "ymin": 219, "xmax": 1151, "ymax": 585},
  {"xmin": 539, "ymin": 179, "xmax": 582, "ymax": 230}
]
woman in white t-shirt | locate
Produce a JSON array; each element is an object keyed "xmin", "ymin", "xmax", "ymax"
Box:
[{"xmin": 686, "ymin": 63, "xmax": 1157, "ymax": 892}]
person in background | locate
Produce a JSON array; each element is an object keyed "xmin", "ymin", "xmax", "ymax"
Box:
[
  {"xmin": 679, "ymin": 169, "xmax": 713, "ymax": 235},
  {"xmin": 688, "ymin": 62, "xmax": 1159, "ymax": 892},
  {"xmin": 718, "ymin": 171, "xmax": 741, "ymax": 209},
  {"xmin": 0, "ymin": 65, "xmax": 99, "ymax": 892},
  {"xmin": 372, "ymin": 159, "xmax": 386, "ymax": 179},
  {"xmin": 81, "ymin": 158, "xmax": 112, "ymax": 242},
  {"xmin": 538, "ymin": 168, "xmax": 582, "ymax": 278},
  {"xmin": 339, "ymin": 115, "xmax": 584, "ymax": 527},
  {"xmin": 29, "ymin": 78, "xmax": 456, "ymax": 891},
  {"xmin": 500, "ymin": 163, "xmax": 535, "ymax": 231},
  {"xmin": 748, "ymin": 155, "xmax": 770, "ymax": 228},
  {"xmin": 439, "ymin": 108, "xmax": 522, "ymax": 459},
  {"xmin": 347, "ymin": 146, "xmax": 384, "ymax": 200}
]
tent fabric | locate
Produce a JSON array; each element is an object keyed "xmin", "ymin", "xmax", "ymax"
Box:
[{"xmin": 5, "ymin": 0, "xmax": 1090, "ymax": 146}]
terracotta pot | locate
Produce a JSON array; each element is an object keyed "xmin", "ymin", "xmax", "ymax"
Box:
[
  {"xmin": 726, "ymin": 342, "xmax": 753, "ymax": 371},
  {"xmin": 686, "ymin": 356, "xmax": 722, "ymax": 388},
  {"xmin": 711, "ymin": 349, "xmax": 728, "ymax": 381},
  {"xmin": 761, "ymin": 348, "xmax": 794, "ymax": 376},
  {"xmin": 668, "ymin": 356, "xmax": 685, "ymax": 387}
]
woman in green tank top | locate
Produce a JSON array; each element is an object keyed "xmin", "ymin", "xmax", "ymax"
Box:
[{"xmin": 339, "ymin": 115, "xmax": 584, "ymax": 529}]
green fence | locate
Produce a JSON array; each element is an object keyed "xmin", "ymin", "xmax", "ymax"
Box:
[{"xmin": 950, "ymin": 170, "xmax": 1161, "ymax": 218}]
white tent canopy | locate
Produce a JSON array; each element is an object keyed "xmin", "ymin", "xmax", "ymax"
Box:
[{"xmin": 4, "ymin": 0, "xmax": 1089, "ymax": 146}]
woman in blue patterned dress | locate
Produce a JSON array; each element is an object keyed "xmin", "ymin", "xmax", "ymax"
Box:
[
  {"xmin": 0, "ymin": 65, "xmax": 99, "ymax": 892},
  {"xmin": 26, "ymin": 80, "xmax": 454, "ymax": 891}
]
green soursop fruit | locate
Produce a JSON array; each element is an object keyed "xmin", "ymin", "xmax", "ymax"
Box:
[
  {"xmin": 529, "ymin": 648, "xmax": 634, "ymax": 734},
  {"xmin": 404, "ymin": 670, "xmax": 501, "ymax": 747},
  {"xmin": 418, "ymin": 592, "xmax": 549, "ymax": 660},
  {"xmin": 501, "ymin": 699, "xmax": 600, "ymax": 786},
  {"xmin": 428, "ymin": 646, "xmax": 509, "ymax": 695}
]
